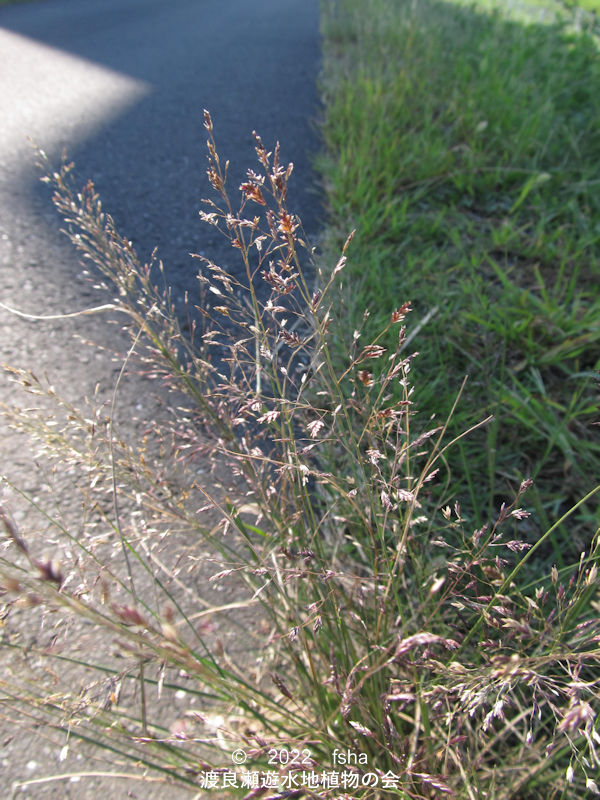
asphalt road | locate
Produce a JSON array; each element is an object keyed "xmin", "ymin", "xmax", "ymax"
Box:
[
  {"xmin": 0, "ymin": 1, "xmax": 320, "ymax": 796},
  {"xmin": 0, "ymin": 0, "xmax": 321, "ymax": 303}
]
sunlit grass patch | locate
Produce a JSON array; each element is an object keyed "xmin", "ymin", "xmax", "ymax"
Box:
[{"xmin": 318, "ymin": 0, "xmax": 600, "ymax": 551}]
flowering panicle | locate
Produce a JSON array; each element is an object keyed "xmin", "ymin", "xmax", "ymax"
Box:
[{"xmin": 0, "ymin": 112, "xmax": 595, "ymax": 800}]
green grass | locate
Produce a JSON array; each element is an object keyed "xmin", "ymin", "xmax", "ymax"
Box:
[
  {"xmin": 318, "ymin": 0, "xmax": 600, "ymax": 557},
  {"xmin": 563, "ymin": 0, "xmax": 600, "ymax": 12}
]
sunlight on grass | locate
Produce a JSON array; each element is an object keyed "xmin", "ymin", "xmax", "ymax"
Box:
[{"xmin": 318, "ymin": 0, "xmax": 600, "ymax": 550}]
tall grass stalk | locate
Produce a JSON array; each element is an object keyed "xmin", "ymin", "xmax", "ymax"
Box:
[{"xmin": 1, "ymin": 116, "xmax": 599, "ymax": 798}]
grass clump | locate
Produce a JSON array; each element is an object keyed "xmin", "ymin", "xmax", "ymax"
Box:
[
  {"xmin": 0, "ymin": 114, "xmax": 600, "ymax": 798},
  {"xmin": 318, "ymin": 0, "xmax": 600, "ymax": 554}
]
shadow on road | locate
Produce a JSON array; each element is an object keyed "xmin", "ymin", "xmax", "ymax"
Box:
[{"xmin": 0, "ymin": 0, "xmax": 321, "ymax": 300}]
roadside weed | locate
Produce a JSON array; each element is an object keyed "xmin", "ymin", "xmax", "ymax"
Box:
[{"xmin": 0, "ymin": 113, "xmax": 599, "ymax": 797}]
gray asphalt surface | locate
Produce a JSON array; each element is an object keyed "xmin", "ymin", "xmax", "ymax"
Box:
[
  {"xmin": 0, "ymin": 1, "xmax": 321, "ymax": 797},
  {"xmin": 0, "ymin": 0, "xmax": 321, "ymax": 300}
]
